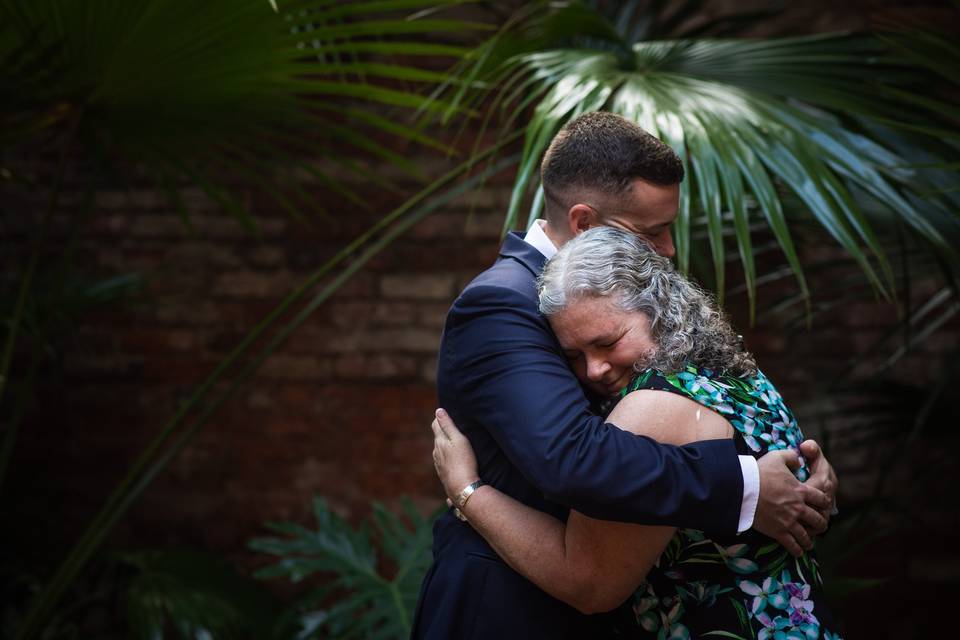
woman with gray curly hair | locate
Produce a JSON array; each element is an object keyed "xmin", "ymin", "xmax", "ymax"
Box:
[
  {"xmin": 538, "ymin": 226, "xmax": 757, "ymax": 387},
  {"xmin": 431, "ymin": 227, "xmax": 840, "ymax": 638}
]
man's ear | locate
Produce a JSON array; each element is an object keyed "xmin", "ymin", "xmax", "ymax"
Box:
[{"xmin": 567, "ymin": 204, "xmax": 598, "ymax": 236}]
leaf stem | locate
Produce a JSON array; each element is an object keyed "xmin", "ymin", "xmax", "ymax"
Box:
[{"xmin": 0, "ymin": 180, "xmax": 96, "ymax": 494}]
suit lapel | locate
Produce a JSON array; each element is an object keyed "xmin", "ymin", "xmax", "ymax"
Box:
[{"xmin": 497, "ymin": 231, "xmax": 548, "ymax": 276}]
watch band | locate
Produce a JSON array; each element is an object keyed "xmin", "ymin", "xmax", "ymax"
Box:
[{"xmin": 453, "ymin": 480, "xmax": 486, "ymax": 509}]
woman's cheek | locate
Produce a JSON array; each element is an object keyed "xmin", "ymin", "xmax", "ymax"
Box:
[{"xmin": 572, "ymin": 359, "xmax": 588, "ymax": 384}]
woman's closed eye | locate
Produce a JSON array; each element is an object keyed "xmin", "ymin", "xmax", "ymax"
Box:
[{"xmin": 596, "ymin": 332, "xmax": 624, "ymax": 349}]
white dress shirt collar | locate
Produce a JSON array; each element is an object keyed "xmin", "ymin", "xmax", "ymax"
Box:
[{"xmin": 523, "ymin": 219, "xmax": 558, "ymax": 259}]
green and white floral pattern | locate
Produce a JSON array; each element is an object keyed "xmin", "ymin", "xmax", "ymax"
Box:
[{"xmin": 612, "ymin": 366, "xmax": 841, "ymax": 639}]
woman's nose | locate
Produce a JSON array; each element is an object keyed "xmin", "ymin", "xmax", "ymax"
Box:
[{"xmin": 586, "ymin": 357, "xmax": 610, "ymax": 381}]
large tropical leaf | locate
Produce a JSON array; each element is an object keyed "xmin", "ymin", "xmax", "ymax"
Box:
[
  {"xmin": 0, "ymin": 0, "xmax": 484, "ymax": 406},
  {"xmin": 250, "ymin": 496, "xmax": 442, "ymax": 640},
  {"xmin": 121, "ymin": 549, "xmax": 282, "ymax": 640},
  {"xmin": 452, "ymin": 1, "xmax": 960, "ymax": 320},
  {"xmin": 0, "ymin": 0, "xmax": 484, "ymax": 222}
]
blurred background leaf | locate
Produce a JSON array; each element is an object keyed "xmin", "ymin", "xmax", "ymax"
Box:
[
  {"xmin": 250, "ymin": 497, "xmax": 441, "ymax": 640},
  {"xmin": 122, "ymin": 549, "xmax": 282, "ymax": 640}
]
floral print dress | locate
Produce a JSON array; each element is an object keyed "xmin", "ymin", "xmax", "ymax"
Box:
[{"xmin": 604, "ymin": 365, "xmax": 842, "ymax": 640}]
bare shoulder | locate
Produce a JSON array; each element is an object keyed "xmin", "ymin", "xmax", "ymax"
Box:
[{"xmin": 607, "ymin": 388, "xmax": 734, "ymax": 446}]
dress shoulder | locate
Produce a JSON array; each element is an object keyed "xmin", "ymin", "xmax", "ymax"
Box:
[
  {"xmin": 623, "ymin": 368, "xmax": 690, "ymax": 397},
  {"xmin": 610, "ymin": 364, "xmax": 842, "ymax": 639}
]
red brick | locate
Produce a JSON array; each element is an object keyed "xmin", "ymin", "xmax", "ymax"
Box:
[
  {"xmin": 365, "ymin": 328, "xmax": 441, "ymax": 353},
  {"xmin": 379, "ymin": 273, "xmax": 456, "ymax": 300},
  {"xmin": 326, "ymin": 301, "xmax": 417, "ymax": 328},
  {"xmin": 416, "ymin": 302, "xmax": 450, "ymax": 329},
  {"xmin": 165, "ymin": 242, "xmax": 242, "ymax": 268},
  {"xmin": 334, "ymin": 353, "xmax": 418, "ymax": 380},
  {"xmin": 11, "ymin": 127, "xmax": 960, "ymax": 635},
  {"xmin": 261, "ymin": 354, "xmax": 332, "ymax": 380},
  {"xmin": 249, "ymin": 246, "xmax": 286, "ymax": 267},
  {"xmin": 94, "ymin": 189, "xmax": 129, "ymax": 209},
  {"xmin": 213, "ymin": 270, "xmax": 295, "ymax": 298},
  {"xmin": 179, "ymin": 187, "xmax": 218, "ymax": 212},
  {"xmin": 120, "ymin": 328, "xmax": 205, "ymax": 353},
  {"xmin": 419, "ymin": 357, "xmax": 438, "ymax": 383}
]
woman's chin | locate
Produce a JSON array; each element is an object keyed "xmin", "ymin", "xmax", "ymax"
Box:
[
  {"xmin": 610, "ymin": 372, "xmax": 634, "ymax": 394},
  {"xmin": 608, "ymin": 383, "xmax": 628, "ymax": 396},
  {"xmin": 588, "ymin": 377, "xmax": 630, "ymax": 397}
]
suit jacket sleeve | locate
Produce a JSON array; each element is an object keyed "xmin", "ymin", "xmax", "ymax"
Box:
[{"xmin": 444, "ymin": 282, "xmax": 744, "ymax": 534}]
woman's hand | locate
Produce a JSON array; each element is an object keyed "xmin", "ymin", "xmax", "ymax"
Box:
[{"xmin": 431, "ymin": 408, "xmax": 480, "ymax": 499}]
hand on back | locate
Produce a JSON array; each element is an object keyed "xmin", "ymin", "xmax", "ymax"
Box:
[
  {"xmin": 753, "ymin": 441, "xmax": 836, "ymax": 557},
  {"xmin": 431, "ymin": 409, "xmax": 480, "ymax": 500}
]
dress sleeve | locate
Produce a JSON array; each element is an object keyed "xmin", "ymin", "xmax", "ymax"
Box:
[
  {"xmin": 443, "ymin": 284, "xmax": 745, "ymax": 533},
  {"xmin": 621, "ymin": 368, "xmax": 687, "ymax": 399}
]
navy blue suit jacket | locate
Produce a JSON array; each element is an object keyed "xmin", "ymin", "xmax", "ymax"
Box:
[{"xmin": 411, "ymin": 232, "xmax": 743, "ymax": 639}]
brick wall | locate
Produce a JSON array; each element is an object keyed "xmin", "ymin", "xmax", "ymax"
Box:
[
  {"xmin": 2, "ymin": 165, "xmax": 523, "ymax": 560},
  {"xmin": 4, "ymin": 59, "xmax": 960, "ymax": 640},
  {"xmin": 6, "ymin": 159, "xmax": 957, "ymax": 588}
]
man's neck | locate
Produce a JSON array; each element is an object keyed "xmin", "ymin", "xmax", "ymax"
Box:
[{"xmin": 541, "ymin": 222, "xmax": 569, "ymax": 249}]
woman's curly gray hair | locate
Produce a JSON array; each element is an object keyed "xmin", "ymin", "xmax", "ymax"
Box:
[{"xmin": 538, "ymin": 227, "xmax": 756, "ymax": 377}]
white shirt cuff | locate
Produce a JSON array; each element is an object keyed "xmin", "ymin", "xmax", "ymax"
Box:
[{"xmin": 737, "ymin": 455, "xmax": 760, "ymax": 534}]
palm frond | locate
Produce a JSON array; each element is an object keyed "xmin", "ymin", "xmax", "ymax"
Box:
[
  {"xmin": 471, "ymin": 7, "xmax": 960, "ymax": 315},
  {"xmin": 1, "ymin": 0, "xmax": 482, "ymax": 226}
]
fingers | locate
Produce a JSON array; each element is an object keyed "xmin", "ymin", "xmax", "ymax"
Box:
[
  {"xmin": 779, "ymin": 448, "xmax": 801, "ymax": 471},
  {"xmin": 775, "ymin": 531, "xmax": 804, "ymax": 558},
  {"xmin": 800, "ymin": 484, "xmax": 832, "ymax": 512},
  {"xmin": 433, "ymin": 409, "xmax": 451, "ymax": 440},
  {"xmin": 814, "ymin": 471, "xmax": 836, "ymax": 501},
  {"xmin": 432, "ymin": 443, "xmax": 442, "ymax": 474},
  {"xmin": 791, "ymin": 522, "xmax": 813, "ymax": 552},
  {"xmin": 798, "ymin": 505, "xmax": 828, "ymax": 535},
  {"xmin": 799, "ymin": 439, "xmax": 821, "ymax": 461},
  {"xmin": 808, "ymin": 459, "xmax": 837, "ymax": 509},
  {"xmin": 762, "ymin": 448, "xmax": 800, "ymax": 471},
  {"xmin": 775, "ymin": 524, "xmax": 811, "ymax": 558},
  {"xmin": 429, "ymin": 407, "xmax": 481, "ymax": 498}
]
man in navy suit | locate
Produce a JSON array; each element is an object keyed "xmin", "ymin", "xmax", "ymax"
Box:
[{"xmin": 411, "ymin": 112, "xmax": 836, "ymax": 639}]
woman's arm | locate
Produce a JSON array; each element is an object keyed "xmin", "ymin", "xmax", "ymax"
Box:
[{"xmin": 431, "ymin": 392, "xmax": 735, "ymax": 614}]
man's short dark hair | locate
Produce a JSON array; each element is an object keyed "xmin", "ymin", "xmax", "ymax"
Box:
[{"xmin": 541, "ymin": 111, "xmax": 684, "ymax": 206}]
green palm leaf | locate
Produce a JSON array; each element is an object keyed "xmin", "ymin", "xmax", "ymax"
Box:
[
  {"xmin": 457, "ymin": 1, "xmax": 960, "ymax": 315},
  {"xmin": 0, "ymin": 0, "xmax": 483, "ymax": 411},
  {"xmin": 0, "ymin": 0, "xmax": 481, "ymax": 224}
]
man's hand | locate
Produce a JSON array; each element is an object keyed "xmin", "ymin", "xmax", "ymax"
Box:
[
  {"xmin": 753, "ymin": 449, "xmax": 831, "ymax": 557},
  {"xmin": 800, "ymin": 439, "xmax": 838, "ymax": 520}
]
